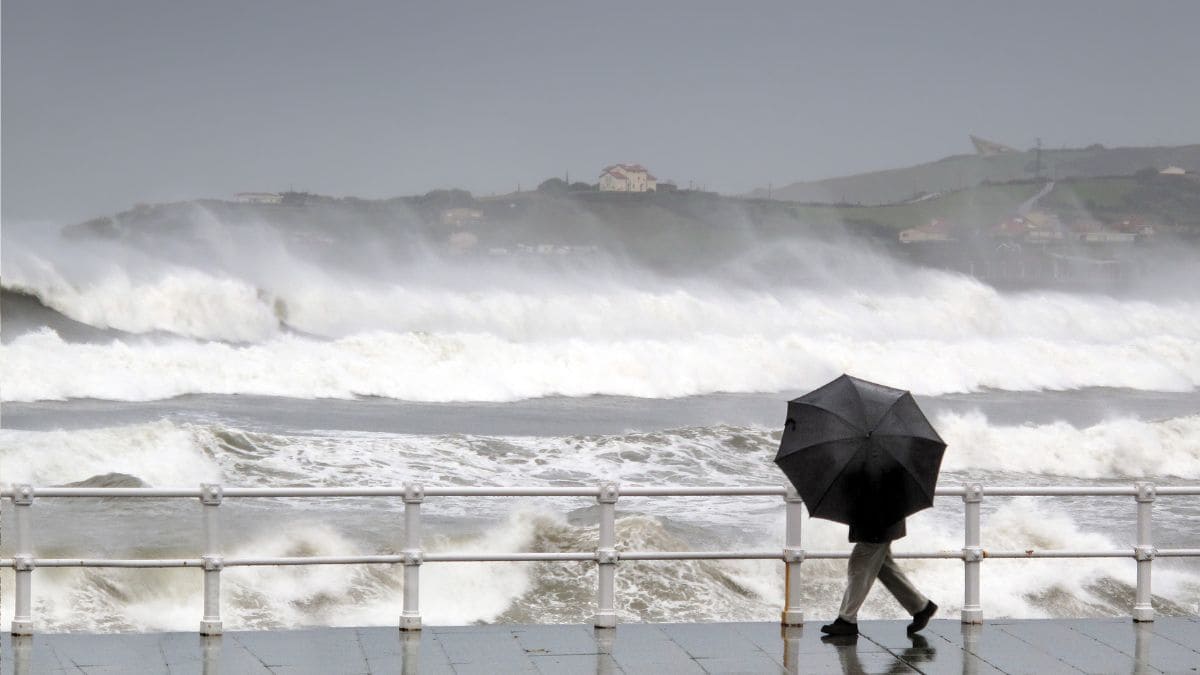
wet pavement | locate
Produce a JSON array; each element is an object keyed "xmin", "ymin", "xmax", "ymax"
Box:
[{"xmin": 1, "ymin": 618, "xmax": 1198, "ymax": 673}]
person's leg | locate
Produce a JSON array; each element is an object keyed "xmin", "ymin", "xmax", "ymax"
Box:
[
  {"xmin": 876, "ymin": 547, "xmax": 928, "ymax": 614},
  {"xmin": 877, "ymin": 546, "xmax": 938, "ymax": 633},
  {"xmin": 837, "ymin": 542, "xmax": 889, "ymax": 623}
]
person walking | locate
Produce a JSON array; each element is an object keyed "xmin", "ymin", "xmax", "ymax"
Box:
[
  {"xmin": 819, "ymin": 517, "xmax": 937, "ymax": 637},
  {"xmin": 774, "ymin": 375, "xmax": 947, "ymax": 638}
]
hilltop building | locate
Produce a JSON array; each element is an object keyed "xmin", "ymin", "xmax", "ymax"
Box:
[
  {"xmin": 440, "ymin": 207, "xmax": 484, "ymax": 227},
  {"xmin": 235, "ymin": 192, "xmax": 283, "ymax": 204},
  {"xmin": 1159, "ymin": 166, "xmax": 1187, "ymax": 175},
  {"xmin": 899, "ymin": 219, "xmax": 956, "ymax": 243},
  {"xmin": 599, "ymin": 164, "xmax": 657, "ymax": 192},
  {"xmin": 969, "ymin": 135, "xmax": 1017, "ymax": 156}
]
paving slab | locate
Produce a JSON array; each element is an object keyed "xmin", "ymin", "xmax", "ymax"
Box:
[
  {"xmin": 1141, "ymin": 617, "xmax": 1200, "ymax": 654},
  {"xmin": 530, "ymin": 652, "xmax": 625, "ymax": 674},
  {"xmin": 515, "ymin": 624, "xmax": 605, "ymax": 656},
  {"xmin": 659, "ymin": 623, "xmax": 777, "ymax": 660},
  {"xmin": 1070, "ymin": 619, "xmax": 1200, "ymax": 674},
  {"xmin": 435, "ymin": 630, "xmax": 538, "ymax": 672},
  {"xmin": 924, "ymin": 620, "xmax": 1089, "ymax": 674},
  {"xmin": 999, "ymin": 619, "xmax": 1139, "ymax": 673},
  {"xmin": 230, "ymin": 628, "xmax": 371, "ymax": 671},
  {"xmin": 606, "ymin": 624, "xmax": 701, "ymax": 671}
]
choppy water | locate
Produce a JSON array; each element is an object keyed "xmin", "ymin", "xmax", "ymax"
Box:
[{"xmin": 1, "ymin": 208, "xmax": 1198, "ymax": 631}]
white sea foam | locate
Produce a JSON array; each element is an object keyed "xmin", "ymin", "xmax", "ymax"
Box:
[
  {"xmin": 938, "ymin": 411, "xmax": 1200, "ymax": 478},
  {"xmin": 0, "ymin": 420, "xmax": 222, "ymax": 487},
  {"xmin": 3, "ymin": 323, "xmax": 1197, "ymax": 402},
  {"xmin": 3, "ymin": 412, "xmax": 1195, "ymax": 502}
]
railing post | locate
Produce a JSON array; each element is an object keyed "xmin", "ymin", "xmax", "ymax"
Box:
[
  {"xmin": 11, "ymin": 484, "xmax": 35, "ymax": 635},
  {"xmin": 593, "ymin": 482, "xmax": 619, "ymax": 628},
  {"xmin": 781, "ymin": 484, "xmax": 804, "ymax": 625},
  {"xmin": 199, "ymin": 484, "xmax": 223, "ymax": 635},
  {"xmin": 1132, "ymin": 482, "xmax": 1156, "ymax": 622},
  {"xmin": 961, "ymin": 483, "xmax": 983, "ymax": 624},
  {"xmin": 400, "ymin": 482, "xmax": 424, "ymax": 631}
]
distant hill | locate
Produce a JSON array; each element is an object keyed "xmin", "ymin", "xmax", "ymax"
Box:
[{"xmin": 751, "ymin": 144, "xmax": 1200, "ymax": 205}]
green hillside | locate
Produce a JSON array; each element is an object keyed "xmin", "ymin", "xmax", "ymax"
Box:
[
  {"xmin": 754, "ymin": 144, "xmax": 1200, "ymax": 205},
  {"xmin": 1041, "ymin": 173, "xmax": 1200, "ymax": 229}
]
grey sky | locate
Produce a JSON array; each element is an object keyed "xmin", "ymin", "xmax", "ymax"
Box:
[{"xmin": 4, "ymin": 0, "xmax": 1199, "ymax": 224}]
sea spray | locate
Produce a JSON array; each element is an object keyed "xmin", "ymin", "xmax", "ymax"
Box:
[{"xmin": 3, "ymin": 501, "xmax": 1195, "ymax": 632}]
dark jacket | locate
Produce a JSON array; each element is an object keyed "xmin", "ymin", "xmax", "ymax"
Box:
[{"xmin": 849, "ymin": 518, "xmax": 906, "ymax": 544}]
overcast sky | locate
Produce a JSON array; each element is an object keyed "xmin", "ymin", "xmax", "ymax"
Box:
[{"xmin": 4, "ymin": 0, "xmax": 1199, "ymax": 224}]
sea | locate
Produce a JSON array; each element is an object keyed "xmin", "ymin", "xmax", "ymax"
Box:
[{"xmin": 1, "ymin": 207, "xmax": 1198, "ymax": 632}]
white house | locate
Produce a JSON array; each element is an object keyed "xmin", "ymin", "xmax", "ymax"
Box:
[
  {"xmin": 440, "ymin": 207, "xmax": 484, "ymax": 227},
  {"xmin": 1159, "ymin": 166, "xmax": 1187, "ymax": 175},
  {"xmin": 599, "ymin": 164, "xmax": 657, "ymax": 192},
  {"xmin": 898, "ymin": 219, "xmax": 956, "ymax": 243},
  {"xmin": 235, "ymin": 192, "xmax": 283, "ymax": 204}
]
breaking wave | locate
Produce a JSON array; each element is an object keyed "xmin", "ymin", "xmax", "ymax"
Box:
[
  {"xmin": 4, "ymin": 412, "xmax": 1198, "ymax": 493},
  {"xmin": 3, "ymin": 314, "xmax": 1198, "ymax": 402},
  {"xmin": 5, "ymin": 211, "xmax": 1199, "ymax": 403}
]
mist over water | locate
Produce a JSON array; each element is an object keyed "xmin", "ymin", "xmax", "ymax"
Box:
[
  {"xmin": 4, "ymin": 209, "xmax": 1199, "ymax": 403},
  {"xmin": 2, "ymin": 205, "xmax": 1199, "ymax": 631}
]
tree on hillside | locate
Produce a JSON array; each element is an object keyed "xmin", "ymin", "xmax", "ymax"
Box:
[{"xmin": 537, "ymin": 178, "xmax": 569, "ymax": 193}]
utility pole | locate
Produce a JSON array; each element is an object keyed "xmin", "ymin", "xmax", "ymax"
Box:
[
  {"xmin": 768, "ymin": 182, "xmax": 773, "ymax": 199},
  {"xmin": 1034, "ymin": 138, "xmax": 1043, "ymax": 179}
]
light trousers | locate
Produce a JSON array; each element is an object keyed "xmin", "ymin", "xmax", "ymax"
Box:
[{"xmin": 838, "ymin": 542, "xmax": 928, "ymax": 622}]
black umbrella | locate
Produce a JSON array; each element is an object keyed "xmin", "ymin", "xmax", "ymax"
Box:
[{"xmin": 774, "ymin": 374, "xmax": 946, "ymax": 532}]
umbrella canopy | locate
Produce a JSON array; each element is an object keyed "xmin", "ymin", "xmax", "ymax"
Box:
[{"xmin": 774, "ymin": 374, "xmax": 946, "ymax": 532}]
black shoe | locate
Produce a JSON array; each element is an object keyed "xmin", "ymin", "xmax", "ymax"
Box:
[
  {"xmin": 820, "ymin": 618, "xmax": 859, "ymax": 636},
  {"xmin": 907, "ymin": 601, "xmax": 938, "ymax": 634}
]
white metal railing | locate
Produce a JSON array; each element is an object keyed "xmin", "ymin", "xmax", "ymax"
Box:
[{"xmin": 2, "ymin": 482, "xmax": 1199, "ymax": 635}]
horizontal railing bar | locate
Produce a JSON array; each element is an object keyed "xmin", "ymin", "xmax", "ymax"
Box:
[
  {"xmin": 5, "ymin": 485, "xmax": 1200, "ymax": 499},
  {"xmin": 225, "ymin": 555, "xmax": 403, "ymax": 566},
  {"xmin": 802, "ymin": 551, "xmax": 964, "ymax": 559},
  {"xmin": 621, "ymin": 551, "xmax": 781, "ymax": 560},
  {"xmin": 225, "ymin": 488, "xmax": 418, "ymax": 498},
  {"xmin": 981, "ymin": 487, "xmax": 1137, "ymax": 496},
  {"xmin": 1155, "ymin": 487, "xmax": 1200, "ymax": 495},
  {"xmin": 421, "ymin": 487, "xmax": 599, "ymax": 497},
  {"xmin": 4, "ymin": 559, "xmax": 203, "ymax": 568},
  {"xmin": 14, "ymin": 488, "xmax": 203, "ymax": 498},
  {"xmin": 1157, "ymin": 548, "xmax": 1200, "ymax": 556},
  {"xmin": 424, "ymin": 553, "xmax": 597, "ymax": 562},
  {"xmin": 984, "ymin": 550, "xmax": 1131, "ymax": 558},
  {"xmin": 8, "ymin": 548, "xmax": 1200, "ymax": 570},
  {"xmin": 620, "ymin": 487, "xmax": 785, "ymax": 497}
]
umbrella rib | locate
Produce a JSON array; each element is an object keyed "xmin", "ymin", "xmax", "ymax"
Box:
[
  {"xmin": 800, "ymin": 439, "xmax": 864, "ymax": 516},
  {"xmin": 870, "ymin": 436, "xmax": 941, "ymax": 504},
  {"xmin": 871, "ymin": 394, "xmax": 945, "ymax": 443},
  {"xmin": 790, "ymin": 401, "xmax": 866, "ymax": 435},
  {"xmin": 868, "ymin": 395, "xmax": 907, "ymax": 434},
  {"xmin": 897, "ymin": 460, "xmax": 935, "ymax": 504}
]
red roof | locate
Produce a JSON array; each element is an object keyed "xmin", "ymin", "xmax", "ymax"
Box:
[{"xmin": 601, "ymin": 163, "xmax": 653, "ymax": 178}]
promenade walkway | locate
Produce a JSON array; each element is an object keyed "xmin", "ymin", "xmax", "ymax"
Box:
[{"xmin": 2, "ymin": 618, "xmax": 1198, "ymax": 674}]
